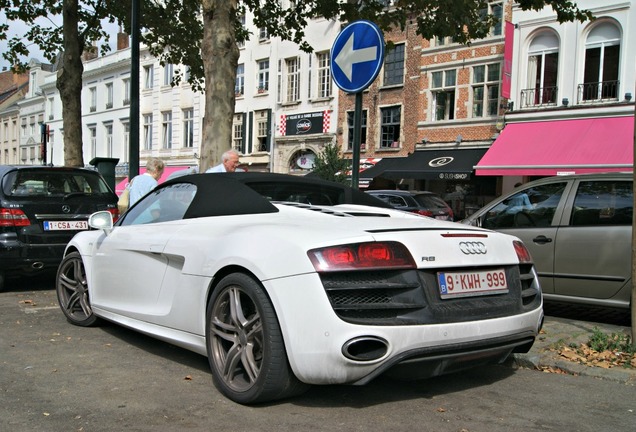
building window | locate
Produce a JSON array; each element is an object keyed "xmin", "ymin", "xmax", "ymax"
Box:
[
  {"xmin": 285, "ymin": 57, "xmax": 300, "ymax": 103},
  {"xmin": 317, "ymin": 51, "xmax": 331, "ymax": 98},
  {"xmin": 123, "ymin": 78, "xmax": 130, "ymax": 105},
  {"xmin": 121, "ymin": 121, "xmax": 130, "ymax": 163},
  {"xmin": 30, "ymin": 71, "xmax": 37, "ymax": 97},
  {"xmin": 89, "ymin": 87, "xmax": 97, "ymax": 112},
  {"xmin": 383, "ymin": 43, "xmax": 404, "ymax": 86},
  {"xmin": 259, "ymin": 27, "xmax": 269, "ymax": 41},
  {"xmin": 480, "ymin": 1, "xmax": 503, "ymax": 37},
  {"xmin": 88, "ymin": 125, "xmax": 97, "ymax": 159},
  {"xmin": 435, "ymin": 35, "xmax": 459, "ymax": 47},
  {"xmin": 183, "ymin": 108, "xmax": 194, "ymax": 148},
  {"xmin": 48, "ymin": 97, "xmax": 54, "ymax": 120},
  {"xmin": 104, "ymin": 123, "xmax": 113, "ymax": 157},
  {"xmin": 256, "ymin": 112, "xmax": 269, "ymax": 152},
  {"xmin": 143, "ymin": 114, "xmax": 153, "ymax": 150},
  {"xmin": 257, "ymin": 59, "xmax": 269, "ymax": 93},
  {"xmin": 581, "ymin": 22, "xmax": 620, "ymax": 102},
  {"xmin": 346, "ymin": 110, "xmax": 367, "ymax": 151},
  {"xmin": 472, "ymin": 63, "xmax": 500, "ymax": 117},
  {"xmin": 523, "ymin": 32, "xmax": 558, "ymax": 107},
  {"xmin": 431, "ymin": 69, "xmax": 456, "ymax": 121},
  {"xmin": 144, "ymin": 65, "xmax": 154, "ymax": 89},
  {"xmin": 237, "ymin": 15, "xmax": 246, "ymax": 48},
  {"xmin": 235, "ymin": 63, "xmax": 245, "ymax": 96},
  {"xmin": 105, "ymin": 83, "xmax": 113, "ymax": 109},
  {"xmin": 233, "ymin": 121, "xmax": 243, "ymax": 153},
  {"xmin": 162, "ymin": 112, "xmax": 173, "ymax": 149},
  {"xmin": 380, "ymin": 106, "xmax": 401, "ymax": 148},
  {"xmin": 163, "ymin": 63, "xmax": 174, "ymax": 86}
]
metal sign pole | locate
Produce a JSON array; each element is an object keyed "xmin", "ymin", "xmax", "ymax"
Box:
[
  {"xmin": 351, "ymin": 92, "xmax": 363, "ymax": 188},
  {"xmin": 330, "ymin": 20, "xmax": 384, "ymax": 190}
]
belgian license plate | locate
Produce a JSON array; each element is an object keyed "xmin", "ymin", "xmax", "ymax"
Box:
[
  {"xmin": 43, "ymin": 221, "xmax": 88, "ymax": 231},
  {"xmin": 437, "ymin": 269, "xmax": 508, "ymax": 299}
]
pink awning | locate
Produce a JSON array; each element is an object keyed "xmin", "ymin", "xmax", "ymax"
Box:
[
  {"xmin": 475, "ymin": 116, "xmax": 634, "ymax": 176},
  {"xmin": 115, "ymin": 165, "xmax": 193, "ymax": 195}
]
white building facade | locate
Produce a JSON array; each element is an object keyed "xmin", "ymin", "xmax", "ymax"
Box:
[
  {"xmin": 35, "ymin": 8, "xmax": 341, "ymax": 180},
  {"xmin": 233, "ymin": 8, "xmax": 341, "ymax": 173}
]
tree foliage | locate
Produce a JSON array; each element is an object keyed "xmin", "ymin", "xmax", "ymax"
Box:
[{"xmin": 311, "ymin": 141, "xmax": 350, "ymax": 184}]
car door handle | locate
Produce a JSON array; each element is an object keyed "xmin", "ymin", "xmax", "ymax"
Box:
[{"xmin": 532, "ymin": 235, "xmax": 553, "ymax": 244}]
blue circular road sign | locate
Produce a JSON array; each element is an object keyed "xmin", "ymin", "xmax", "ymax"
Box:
[{"xmin": 331, "ymin": 20, "xmax": 385, "ymax": 94}]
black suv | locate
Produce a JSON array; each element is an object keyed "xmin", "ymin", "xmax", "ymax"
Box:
[{"xmin": 0, "ymin": 165, "xmax": 119, "ymax": 290}]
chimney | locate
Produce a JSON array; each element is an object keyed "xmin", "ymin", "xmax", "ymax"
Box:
[
  {"xmin": 81, "ymin": 44, "xmax": 98, "ymax": 62},
  {"xmin": 117, "ymin": 32, "xmax": 130, "ymax": 50}
]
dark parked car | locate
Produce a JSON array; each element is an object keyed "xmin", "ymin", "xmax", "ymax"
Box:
[
  {"xmin": 366, "ymin": 189, "xmax": 454, "ymax": 220},
  {"xmin": 462, "ymin": 172, "xmax": 632, "ymax": 310},
  {"xmin": 0, "ymin": 165, "xmax": 119, "ymax": 290}
]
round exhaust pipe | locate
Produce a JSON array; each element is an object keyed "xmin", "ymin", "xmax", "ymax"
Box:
[
  {"xmin": 31, "ymin": 262, "xmax": 44, "ymax": 270},
  {"xmin": 342, "ymin": 336, "xmax": 389, "ymax": 362}
]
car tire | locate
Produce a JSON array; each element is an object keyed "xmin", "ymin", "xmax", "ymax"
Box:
[
  {"xmin": 0, "ymin": 270, "xmax": 5, "ymax": 292},
  {"xmin": 206, "ymin": 272, "xmax": 308, "ymax": 404},
  {"xmin": 56, "ymin": 251, "xmax": 98, "ymax": 327}
]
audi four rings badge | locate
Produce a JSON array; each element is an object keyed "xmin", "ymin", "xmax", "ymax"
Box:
[{"xmin": 459, "ymin": 241, "xmax": 487, "ymax": 254}]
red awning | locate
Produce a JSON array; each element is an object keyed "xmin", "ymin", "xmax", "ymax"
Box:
[
  {"xmin": 115, "ymin": 165, "xmax": 193, "ymax": 194},
  {"xmin": 475, "ymin": 116, "xmax": 634, "ymax": 176}
]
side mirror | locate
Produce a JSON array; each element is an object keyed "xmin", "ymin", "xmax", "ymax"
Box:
[{"xmin": 88, "ymin": 211, "xmax": 114, "ymax": 233}]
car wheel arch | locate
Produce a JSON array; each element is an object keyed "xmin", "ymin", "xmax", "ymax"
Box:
[{"xmin": 204, "ymin": 268, "xmax": 307, "ymax": 403}]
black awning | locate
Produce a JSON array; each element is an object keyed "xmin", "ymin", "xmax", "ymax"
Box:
[{"xmin": 360, "ymin": 148, "xmax": 488, "ymax": 180}]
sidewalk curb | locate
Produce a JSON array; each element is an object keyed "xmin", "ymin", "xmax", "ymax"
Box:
[{"xmin": 512, "ymin": 352, "xmax": 636, "ymax": 385}]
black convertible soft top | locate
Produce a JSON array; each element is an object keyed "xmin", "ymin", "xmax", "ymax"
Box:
[{"xmin": 159, "ymin": 172, "xmax": 391, "ymax": 219}]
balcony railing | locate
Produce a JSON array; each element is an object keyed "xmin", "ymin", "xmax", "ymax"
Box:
[
  {"xmin": 577, "ymin": 80, "xmax": 619, "ymax": 104},
  {"xmin": 519, "ymin": 86, "xmax": 558, "ymax": 108}
]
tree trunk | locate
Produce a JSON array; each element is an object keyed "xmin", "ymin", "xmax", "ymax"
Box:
[
  {"xmin": 56, "ymin": 0, "xmax": 85, "ymax": 167},
  {"xmin": 200, "ymin": 0, "xmax": 239, "ymax": 172}
]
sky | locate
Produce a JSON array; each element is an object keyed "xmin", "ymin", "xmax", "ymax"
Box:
[{"xmin": 1, "ymin": 13, "xmax": 119, "ymax": 71}]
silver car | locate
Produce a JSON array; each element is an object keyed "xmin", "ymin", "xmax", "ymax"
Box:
[{"xmin": 462, "ymin": 172, "xmax": 632, "ymax": 309}]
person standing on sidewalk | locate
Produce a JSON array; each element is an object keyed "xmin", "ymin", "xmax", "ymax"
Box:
[
  {"xmin": 129, "ymin": 157, "xmax": 165, "ymax": 206},
  {"xmin": 205, "ymin": 149, "xmax": 240, "ymax": 173}
]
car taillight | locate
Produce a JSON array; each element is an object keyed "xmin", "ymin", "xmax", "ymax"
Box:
[
  {"xmin": 513, "ymin": 240, "xmax": 533, "ymax": 263},
  {"xmin": 0, "ymin": 208, "xmax": 31, "ymax": 227},
  {"xmin": 414, "ymin": 209, "xmax": 433, "ymax": 217},
  {"xmin": 107, "ymin": 207, "xmax": 120, "ymax": 222},
  {"xmin": 308, "ymin": 241, "xmax": 416, "ymax": 272}
]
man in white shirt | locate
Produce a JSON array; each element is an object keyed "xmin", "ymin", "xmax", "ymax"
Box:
[{"xmin": 206, "ymin": 149, "xmax": 240, "ymax": 173}]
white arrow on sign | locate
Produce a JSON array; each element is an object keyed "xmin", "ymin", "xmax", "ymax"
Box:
[{"xmin": 334, "ymin": 33, "xmax": 378, "ymax": 82}]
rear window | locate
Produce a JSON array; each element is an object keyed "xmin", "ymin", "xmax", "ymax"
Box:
[
  {"xmin": 570, "ymin": 180, "xmax": 633, "ymax": 226},
  {"xmin": 5, "ymin": 170, "xmax": 112, "ymax": 197},
  {"xmin": 413, "ymin": 193, "xmax": 448, "ymax": 209}
]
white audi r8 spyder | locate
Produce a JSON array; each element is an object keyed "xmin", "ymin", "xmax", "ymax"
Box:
[{"xmin": 56, "ymin": 173, "xmax": 543, "ymax": 404}]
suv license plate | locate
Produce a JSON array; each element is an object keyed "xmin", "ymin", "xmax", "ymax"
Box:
[
  {"xmin": 43, "ymin": 221, "xmax": 89, "ymax": 231},
  {"xmin": 437, "ymin": 269, "xmax": 508, "ymax": 299}
]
